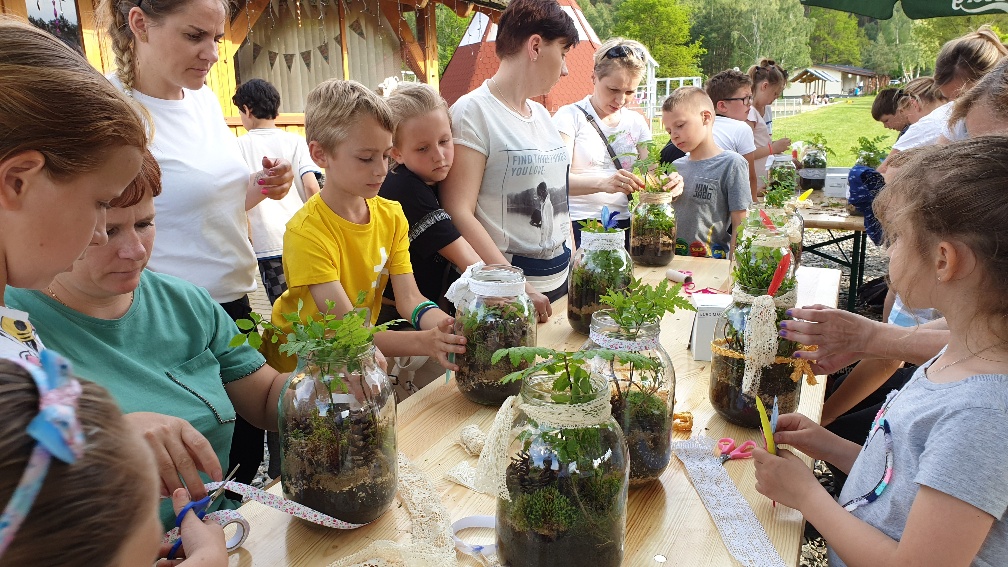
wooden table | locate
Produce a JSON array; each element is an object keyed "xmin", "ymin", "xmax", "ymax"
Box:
[
  {"xmin": 227, "ymin": 257, "xmax": 841, "ymax": 567},
  {"xmin": 798, "ymin": 191, "xmax": 867, "ymax": 311}
]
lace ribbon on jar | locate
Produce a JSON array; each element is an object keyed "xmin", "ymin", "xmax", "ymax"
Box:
[
  {"xmin": 445, "ymin": 262, "xmax": 527, "ymax": 312},
  {"xmin": 580, "ymin": 230, "xmax": 625, "ymax": 251},
  {"xmin": 730, "ymin": 285, "xmax": 798, "ymax": 394},
  {"xmin": 588, "ymin": 328, "xmax": 660, "ymax": 351}
]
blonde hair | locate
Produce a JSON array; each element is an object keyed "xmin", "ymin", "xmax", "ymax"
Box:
[
  {"xmin": 0, "ymin": 361, "xmax": 155, "ymax": 565},
  {"xmin": 747, "ymin": 58, "xmax": 787, "ymax": 87},
  {"xmin": 386, "ymin": 82, "xmax": 451, "ymax": 146},
  {"xmin": 951, "ymin": 57, "xmax": 1008, "ymax": 126},
  {"xmin": 897, "ymin": 76, "xmax": 946, "ymax": 112},
  {"xmin": 933, "ymin": 25, "xmax": 1007, "ymax": 90},
  {"xmin": 875, "ymin": 137, "xmax": 1008, "ymax": 333},
  {"xmin": 593, "ymin": 38, "xmax": 648, "ymax": 80},
  {"xmin": 305, "ymin": 79, "xmax": 395, "ymax": 154},
  {"xmin": 98, "ymin": 0, "xmax": 228, "ymax": 93},
  {"xmin": 662, "ymin": 86, "xmax": 714, "ymax": 113},
  {"xmin": 0, "ymin": 17, "xmax": 148, "ymax": 180}
]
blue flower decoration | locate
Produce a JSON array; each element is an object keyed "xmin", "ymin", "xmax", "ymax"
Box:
[
  {"xmin": 600, "ymin": 206, "xmax": 620, "ymax": 230},
  {"xmin": 770, "ymin": 396, "xmax": 779, "ymax": 433}
]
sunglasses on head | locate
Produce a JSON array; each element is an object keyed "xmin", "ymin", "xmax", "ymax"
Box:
[{"xmin": 604, "ymin": 45, "xmax": 645, "ymax": 61}]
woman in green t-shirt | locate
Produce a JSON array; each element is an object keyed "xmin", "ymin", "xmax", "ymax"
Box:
[{"xmin": 5, "ymin": 151, "xmax": 291, "ymax": 529}]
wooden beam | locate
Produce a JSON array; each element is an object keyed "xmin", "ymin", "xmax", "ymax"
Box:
[
  {"xmin": 0, "ymin": 0, "xmax": 29, "ymax": 20},
  {"xmin": 338, "ymin": 0, "xmax": 350, "ymax": 80},
  {"xmin": 379, "ymin": 0, "xmax": 426, "ymax": 81},
  {"xmin": 76, "ymin": 0, "xmax": 108, "ymax": 72},
  {"xmin": 416, "ymin": 1, "xmax": 438, "ymax": 87},
  {"xmin": 229, "ymin": 0, "xmax": 272, "ymax": 48}
]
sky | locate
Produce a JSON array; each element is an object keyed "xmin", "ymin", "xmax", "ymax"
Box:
[{"xmin": 26, "ymin": 0, "xmax": 79, "ymax": 25}]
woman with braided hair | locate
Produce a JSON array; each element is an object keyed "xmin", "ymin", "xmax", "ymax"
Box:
[{"xmin": 97, "ymin": 0, "xmax": 295, "ymax": 486}]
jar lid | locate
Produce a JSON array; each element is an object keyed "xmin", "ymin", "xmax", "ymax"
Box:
[{"xmin": 580, "ymin": 230, "xmax": 625, "ymax": 251}]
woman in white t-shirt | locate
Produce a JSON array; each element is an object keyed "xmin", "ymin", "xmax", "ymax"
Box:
[
  {"xmin": 553, "ymin": 38, "xmax": 679, "ymax": 248},
  {"xmin": 100, "ymin": 0, "xmax": 295, "ymax": 486},
  {"xmin": 932, "ymin": 25, "xmax": 1007, "ymax": 144},
  {"xmin": 442, "ymin": 0, "xmax": 580, "ymax": 323},
  {"xmin": 746, "ymin": 60, "xmax": 792, "ymax": 195},
  {"xmin": 878, "ymin": 77, "xmax": 947, "ymax": 172}
]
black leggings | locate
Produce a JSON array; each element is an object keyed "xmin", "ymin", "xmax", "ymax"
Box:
[{"xmin": 219, "ymin": 295, "xmax": 265, "ymax": 486}]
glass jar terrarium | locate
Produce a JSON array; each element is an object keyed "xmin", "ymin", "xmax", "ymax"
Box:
[
  {"xmin": 710, "ymin": 219, "xmax": 812, "ymax": 429},
  {"xmin": 497, "ymin": 372, "xmax": 629, "ymax": 567},
  {"xmin": 453, "ymin": 265, "xmax": 536, "ymax": 405},
  {"xmin": 767, "ymin": 155, "xmax": 798, "ymax": 195},
  {"xmin": 279, "ymin": 347, "xmax": 397, "ymax": 524},
  {"xmin": 747, "ymin": 203, "xmax": 804, "ymax": 268},
  {"xmin": 799, "ymin": 147, "xmax": 827, "ymax": 190},
  {"xmin": 629, "ymin": 192, "xmax": 676, "ymax": 266},
  {"xmin": 568, "ymin": 231, "xmax": 634, "ymax": 335},
  {"xmin": 584, "ymin": 310, "xmax": 674, "ymax": 484}
]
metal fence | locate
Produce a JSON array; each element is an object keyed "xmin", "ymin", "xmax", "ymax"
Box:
[
  {"xmin": 770, "ymin": 98, "xmax": 803, "ymax": 117},
  {"xmin": 637, "ymin": 76, "xmax": 703, "ymax": 123}
]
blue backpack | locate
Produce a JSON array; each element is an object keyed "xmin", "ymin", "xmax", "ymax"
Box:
[{"xmin": 847, "ymin": 165, "xmax": 885, "ymax": 246}]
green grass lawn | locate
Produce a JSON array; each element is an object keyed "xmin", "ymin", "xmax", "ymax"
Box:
[{"xmin": 650, "ymin": 96, "xmax": 896, "ymax": 167}]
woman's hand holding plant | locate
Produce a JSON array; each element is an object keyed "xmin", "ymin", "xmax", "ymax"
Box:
[{"xmin": 606, "ymin": 169, "xmax": 644, "ymax": 195}]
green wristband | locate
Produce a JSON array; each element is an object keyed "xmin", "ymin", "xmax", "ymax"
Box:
[{"xmin": 411, "ymin": 300, "xmax": 438, "ymax": 330}]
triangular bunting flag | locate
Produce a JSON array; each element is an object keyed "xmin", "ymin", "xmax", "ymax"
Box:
[
  {"xmin": 300, "ymin": 49, "xmax": 312, "ymax": 69},
  {"xmin": 349, "ymin": 18, "xmax": 365, "ymax": 40},
  {"xmin": 317, "ymin": 42, "xmax": 330, "ymax": 64},
  {"xmin": 268, "ymin": 50, "xmax": 279, "ymax": 68},
  {"xmin": 252, "ymin": 42, "xmax": 263, "ymax": 62},
  {"xmin": 284, "ymin": 53, "xmax": 295, "ymax": 71}
]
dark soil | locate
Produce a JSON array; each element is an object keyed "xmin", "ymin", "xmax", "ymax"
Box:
[
  {"xmin": 630, "ymin": 233, "xmax": 676, "ymax": 266},
  {"xmin": 709, "ymin": 352, "xmax": 801, "ymax": 429},
  {"xmin": 455, "ymin": 317, "xmax": 530, "ymax": 405},
  {"xmin": 610, "ymin": 389, "xmax": 672, "ymax": 484}
]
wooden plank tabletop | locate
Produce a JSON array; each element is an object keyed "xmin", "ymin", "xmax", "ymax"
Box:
[
  {"xmin": 226, "ymin": 257, "xmax": 842, "ymax": 567},
  {"xmin": 798, "ymin": 191, "xmax": 865, "ymax": 232}
]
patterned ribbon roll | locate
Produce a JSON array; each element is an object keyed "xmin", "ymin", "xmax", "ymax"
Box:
[
  {"xmin": 161, "ymin": 480, "xmax": 367, "ymax": 550},
  {"xmin": 672, "ymin": 436, "xmax": 787, "ymax": 567}
]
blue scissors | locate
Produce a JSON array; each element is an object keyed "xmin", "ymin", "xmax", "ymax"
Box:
[
  {"xmin": 166, "ymin": 465, "xmax": 239, "ymax": 560},
  {"xmin": 716, "ymin": 438, "xmax": 756, "ymax": 464}
]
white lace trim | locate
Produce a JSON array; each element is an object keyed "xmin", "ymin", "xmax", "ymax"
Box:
[
  {"xmin": 589, "ymin": 328, "xmax": 660, "ymax": 351},
  {"xmin": 672, "ymin": 436, "xmax": 787, "ymax": 567},
  {"xmin": 731, "ymin": 285, "xmax": 798, "ymax": 395},
  {"xmin": 580, "ymin": 230, "xmax": 625, "ymax": 251}
]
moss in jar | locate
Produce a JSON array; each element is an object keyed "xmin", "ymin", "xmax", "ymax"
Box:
[
  {"xmin": 454, "ymin": 300, "xmax": 532, "ymax": 405},
  {"xmin": 568, "ymin": 249, "xmax": 632, "ymax": 335}
]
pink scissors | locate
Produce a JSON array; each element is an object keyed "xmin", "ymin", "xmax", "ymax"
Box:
[{"xmin": 716, "ymin": 438, "xmax": 756, "ymax": 464}]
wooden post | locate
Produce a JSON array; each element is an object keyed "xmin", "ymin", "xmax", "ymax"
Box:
[
  {"xmin": 76, "ymin": 0, "xmax": 109, "ymax": 72},
  {"xmin": 0, "ymin": 0, "xmax": 29, "ymax": 20},
  {"xmin": 338, "ymin": 0, "xmax": 350, "ymax": 80},
  {"xmin": 415, "ymin": 1, "xmax": 438, "ymax": 88}
]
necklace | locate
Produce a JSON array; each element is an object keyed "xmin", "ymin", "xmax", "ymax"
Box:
[
  {"xmin": 488, "ymin": 77, "xmax": 530, "ymax": 118},
  {"xmin": 928, "ymin": 344, "xmax": 998, "ymax": 376},
  {"xmin": 46, "ymin": 283, "xmax": 134, "ymax": 313}
]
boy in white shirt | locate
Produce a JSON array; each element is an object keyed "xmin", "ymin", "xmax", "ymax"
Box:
[{"xmin": 706, "ymin": 70, "xmax": 758, "ymax": 200}]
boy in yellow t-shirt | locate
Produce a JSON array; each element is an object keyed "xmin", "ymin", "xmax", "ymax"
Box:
[{"xmin": 266, "ymin": 80, "xmax": 466, "ymax": 373}]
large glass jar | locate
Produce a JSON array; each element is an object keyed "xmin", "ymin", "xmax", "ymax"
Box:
[
  {"xmin": 629, "ymin": 192, "xmax": 676, "ymax": 266},
  {"xmin": 767, "ymin": 155, "xmax": 798, "ymax": 194},
  {"xmin": 497, "ymin": 372, "xmax": 629, "ymax": 567},
  {"xmin": 583, "ymin": 310, "xmax": 674, "ymax": 484},
  {"xmin": 799, "ymin": 147, "xmax": 827, "ymax": 190},
  {"xmin": 279, "ymin": 347, "xmax": 397, "ymax": 524},
  {"xmin": 453, "ymin": 265, "xmax": 536, "ymax": 405},
  {"xmin": 568, "ymin": 231, "xmax": 634, "ymax": 335},
  {"xmin": 710, "ymin": 221, "xmax": 803, "ymax": 429},
  {"xmin": 747, "ymin": 203, "xmax": 804, "ymax": 268}
]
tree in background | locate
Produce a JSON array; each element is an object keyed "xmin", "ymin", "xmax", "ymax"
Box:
[
  {"xmin": 436, "ymin": 5, "xmax": 473, "ymax": 76},
  {"xmin": 912, "ymin": 15, "xmax": 1008, "ymax": 65},
  {"xmin": 809, "ymin": 7, "xmax": 863, "ymax": 65},
  {"xmin": 688, "ymin": 0, "xmax": 811, "ymax": 77},
  {"xmin": 614, "ymin": 0, "xmax": 704, "ymax": 77},
  {"xmin": 581, "ymin": 0, "xmax": 620, "ymax": 42},
  {"xmin": 862, "ymin": 5, "xmax": 926, "ymax": 80}
]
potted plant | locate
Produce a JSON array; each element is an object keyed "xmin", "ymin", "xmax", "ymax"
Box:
[
  {"xmin": 568, "ymin": 207, "xmax": 634, "ymax": 335},
  {"xmin": 452, "ymin": 265, "xmax": 535, "ymax": 405},
  {"xmin": 585, "ymin": 278, "xmax": 693, "ymax": 484},
  {"xmin": 798, "ymin": 133, "xmax": 835, "ymax": 191},
  {"xmin": 232, "ymin": 295, "xmax": 399, "ymax": 523},
  {"xmin": 489, "ymin": 346, "xmax": 657, "ymax": 567},
  {"xmin": 851, "ymin": 135, "xmax": 890, "ymax": 169},
  {"xmin": 629, "ymin": 143, "xmax": 679, "ymax": 266},
  {"xmin": 709, "ymin": 217, "xmax": 815, "ymax": 429}
]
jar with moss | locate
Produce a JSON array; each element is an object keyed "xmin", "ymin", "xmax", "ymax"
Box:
[
  {"xmin": 451, "ymin": 264, "xmax": 536, "ymax": 405},
  {"xmin": 279, "ymin": 347, "xmax": 397, "ymax": 524},
  {"xmin": 709, "ymin": 217, "xmax": 815, "ymax": 428},
  {"xmin": 629, "ymin": 192, "xmax": 676, "ymax": 266},
  {"xmin": 751, "ymin": 200, "xmax": 805, "ymax": 268},
  {"xmin": 568, "ymin": 216, "xmax": 634, "ymax": 335},
  {"xmin": 488, "ymin": 347, "xmax": 638, "ymax": 567}
]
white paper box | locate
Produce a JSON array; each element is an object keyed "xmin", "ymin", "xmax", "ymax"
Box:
[
  {"xmin": 824, "ymin": 167, "xmax": 850, "ymax": 198},
  {"xmin": 689, "ymin": 294, "xmax": 733, "ymax": 361}
]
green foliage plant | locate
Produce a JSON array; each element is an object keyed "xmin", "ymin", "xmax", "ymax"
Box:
[
  {"xmin": 632, "ymin": 141, "xmax": 678, "ymax": 193},
  {"xmin": 851, "ymin": 135, "xmax": 890, "ymax": 169}
]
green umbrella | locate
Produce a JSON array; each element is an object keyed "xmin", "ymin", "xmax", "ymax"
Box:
[{"xmin": 800, "ymin": 0, "xmax": 1008, "ymax": 19}]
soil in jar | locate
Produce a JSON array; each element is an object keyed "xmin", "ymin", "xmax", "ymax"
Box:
[
  {"xmin": 709, "ymin": 352, "xmax": 801, "ymax": 429},
  {"xmin": 497, "ymin": 435, "xmax": 626, "ymax": 567},
  {"xmin": 630, "ymin": 227, "xmax": 676, "ymax": 266},
  {"xmin": 281, "ymin": 409, "xmax": 397, "ymax": 524},
  {"xmin": 568, "ymin": 262, "xmax": 632, "ymax": 335},
  {"xmin": 610, "ymin": 388, "xmax": 672, "ymax": 483},
  {"xmin": 454, "ymin": 304, "xmax": 531, "ymax": 405}
]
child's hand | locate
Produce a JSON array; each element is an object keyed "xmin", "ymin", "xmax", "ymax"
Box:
[
  {"xmin": 771, "ymin": 138, "xmax": 792, "ymax": 154},
  {"xmin": 427, "ymin": 316, "xmax": 465, "ymax": 371},
  {"xmin": 606, "ymin": 170, "xmax": 644, "ymax": 195},
  {"xmin": 771, "ymin": 412, "xmax": 835, "ymax": 461},
  {"xmin": 752, "ymin": 447, "xmax": 822, "ymax": 511},
  {"xmin": 155, "ymin": 488, "xmax": 227, "ymax": 567},
  {"xmin": 528, "ymin": 289, "xmax": 552, "ymax": 323},
  {"xmin": 256, "ymin": 156, "xmax": 294, "ymax": 200}
]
